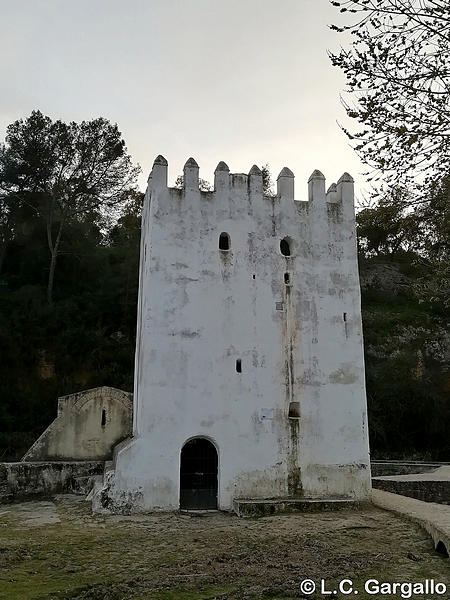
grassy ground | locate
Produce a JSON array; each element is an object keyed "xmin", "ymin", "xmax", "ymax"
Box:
[{"xmin": 0, "ymin": 495, "xmax": 448, "ymax": 600}]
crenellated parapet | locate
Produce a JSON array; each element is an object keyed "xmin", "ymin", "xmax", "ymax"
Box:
[{"xmin": 147, "ymin": 155, "xmax": 355, "ymax": 224}]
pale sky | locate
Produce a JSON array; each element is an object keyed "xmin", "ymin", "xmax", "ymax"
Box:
[{"xmin": 0, "ymin": 0, "xmax": 366, "ymax": 198}]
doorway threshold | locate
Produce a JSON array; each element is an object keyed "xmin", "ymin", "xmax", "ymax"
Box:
[{"xmin": 180, "ymin": 509, "xmax": 219, "ymax": 516}]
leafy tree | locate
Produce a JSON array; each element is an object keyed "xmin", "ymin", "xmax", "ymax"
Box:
[
  {"xmin": 0, "ymin": 111, "xmax": 140, "ymax": 303},
  {"xmin": 329, "ymin": 1, "xmax": 450, "ymax": 192},
  {"xmin": 174, "ymin": 174, "xmax": 212, "ymax": 192},
  {"xmin": 356, "ymin": 188, "xmax": 421, "ymax": 256},
  {"xmin": 0, "ymin": 193, "xmax": 18, "ymax": 276},
  {"xmin": 412, "ymin": 176, "xmax": 450, "ymax": 310},
  {"xmin": 107, "ymin": 190, "xmax": 143, "ymax": 326},
  {"xmin": 261, "ymin": 164, "xmax": 275, "ymax": 196}
]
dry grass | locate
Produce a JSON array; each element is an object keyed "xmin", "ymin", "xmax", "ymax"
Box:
[{"xmin": 0, "ymin": 495, "xmax": 448, "ymax": 599}]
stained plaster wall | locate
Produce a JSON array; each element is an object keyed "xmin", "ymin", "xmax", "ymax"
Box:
[
  {"xmin": 23, "ymin": 387, "xmax": 132, "ymax": 461},
  {"xmin": 98, "ymin": 157, "xmax": 371, "ymax": 512}
]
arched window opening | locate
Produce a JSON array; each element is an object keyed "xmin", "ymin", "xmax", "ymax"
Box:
[
  {"xmin": 284, "ymin": 272, "xmax": 290, "ymax": 285},
  {"xmin": 236, "ymin": 359, "xmax": 242, "ymax": 373},
  {"xmin": 436, "ymin": 541, "xmax": 449, "ymax": 557},
  {"xmin": 101, "ymin": 409, "xmax": 106, "ymax": 427},
  {"xmin": 180, "ymin": 438, "xmax": 218, "ymax": 510},
  {"xmin": 280, "ymin": 238, "xmax": 291, "ymax": 256},
  {"xmin": 219, "ymin": 232, "xmax": 230, "ymax": 251}
]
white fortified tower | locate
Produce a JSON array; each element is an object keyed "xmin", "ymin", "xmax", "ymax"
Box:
[{"xmin": 95, "ymin": 155, "xmax": 371, "ymax": 513}]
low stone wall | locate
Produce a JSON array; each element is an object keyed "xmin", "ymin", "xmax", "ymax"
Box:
[
  {"xmin": 371, "ymin": 462, "xmax": 444, "ymax": 477},
  {"xmin": 0, "ymin": 461, "xmax": 104, "ymax": 503},
  {"xmin": 372, "ymin": 478, "xmax": 450, "ymax": 505}
]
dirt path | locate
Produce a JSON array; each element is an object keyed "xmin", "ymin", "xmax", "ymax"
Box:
[{"xmin": 0, "ymin": 495, "xmax": 448, "ymax": 599}]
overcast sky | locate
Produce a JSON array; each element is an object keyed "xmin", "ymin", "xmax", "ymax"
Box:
[{"xmin": 0, "ymin": 0, "xmax": 366, "ymax": 198}]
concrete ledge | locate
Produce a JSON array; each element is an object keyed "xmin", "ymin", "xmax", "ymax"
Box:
[
  {"xmin": 233, "ymin": 497, "xmax": 365, "ymax": 518},
  {"xmin": 0, "ymin": 461, "xmax": 104, "ymax": 504},
  {"xmin": 372, "ymin": 488, "xmax": 450, "ymax": 557}
]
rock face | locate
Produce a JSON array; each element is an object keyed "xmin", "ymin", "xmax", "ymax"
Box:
[
  {"xmin": 95, "ymin": 157, "xmax": 371, "ymax": 514},
  {"xmin": 22, "ymin": 387, "xmax": 132, "ymax": 461}
]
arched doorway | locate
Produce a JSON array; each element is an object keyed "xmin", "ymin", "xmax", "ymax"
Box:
[{"xmin": 180, "ymin": 438, "xmax": 218, "ymax": 510}]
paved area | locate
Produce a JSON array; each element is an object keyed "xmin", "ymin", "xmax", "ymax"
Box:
[
  {"xmin": 374, "ymin": 466, "xmax": 450, "ymax": 482},
  {"xmin": 372, "ymin": 488, "xmax": 450, "ymax": 556}
]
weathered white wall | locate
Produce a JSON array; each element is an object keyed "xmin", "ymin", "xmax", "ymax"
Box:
[
  {"xmin": 23, "ymin": 387, "xmax": 132, "ymax": 461},
  {"xmin": 98, "ymin": 156, "xmax": 371, "ymax": 512}
]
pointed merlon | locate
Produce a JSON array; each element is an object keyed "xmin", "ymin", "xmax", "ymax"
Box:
[
  {"xmin": 183, "ymin": 157, "xmax": 199, "ymax": 192},
  {"xmin": 277, "ymin": 167, "xmax": 294, "ymax": 179},
  {"xmin": 151, "ymin": 155, "xmax": 168, "ymax": 190},
  {"xmin": 249, "ymin": 165, "xmax": 263, "ymax": 195},
  {"xmin": 249, "ymin": 165, "xmax": 262, "ymax": 176},
  {"xmin": 277, "ymin": 167, "xmax": 295, "ymax": 199},
  {"xmin": 326, "ymin": 183, "xmax": 338, "ymax": 203},
  {"xmin": 214, "ymin": 161, "xmax": 230, "ymax": 191},
  {"xmin": 184, "ymin": 157, "xmax": 199, "ymax": 169},
  {"xmin": 337, "ymin": 172, "xmax": 355, "ymax": 212},
  {"xmin": 308, "ymin": 170, "xmax": 326, "ymax": 203},
  {"xmin": 308, "ymin": 169, "xmax": 325, "ymax": 182},
  {"xmin": 337, "ymin": 172, "xmax": 354, "ymax": 183},
  {"xmin": 215, "ymin": 161, "xmax": 230, "ymax": 172},
  {"xmin": 153, "ymin": 155, "xmax": 168, "ymax": 166}
]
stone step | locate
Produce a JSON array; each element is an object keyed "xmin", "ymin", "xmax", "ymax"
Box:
[{"xmin": 233, "ymin": 497, "xmax": 365, "ymax": 518}]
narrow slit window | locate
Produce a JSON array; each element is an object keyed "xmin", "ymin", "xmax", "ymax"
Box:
[
  {"xmin": 219, "ymin": 232, "xmax": 230, "ymax": 251},
  {"xmin": 101, "ymin": 409, "xmax": 106, "ymax": 427},
  {"xmin": 280, "ymin": 238, "xmax": 291, "ymax": 256},
  {"xmin": 284, "ymin": 272, "xmax": 290, "ymax": 285},
  {"xmin": 343, "ymin": 312, "xmax": 348, "ymax": 339},
  {"xmin": 236, "ymin": 359, "xmax": 242, "ymax": 373}
]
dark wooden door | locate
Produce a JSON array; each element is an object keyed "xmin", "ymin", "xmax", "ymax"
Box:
[{"xmin": 180, "ymin": 438, "xmax": 218, "ymax": 510}]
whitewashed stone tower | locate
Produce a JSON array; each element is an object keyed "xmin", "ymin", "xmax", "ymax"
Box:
[{"xmin": 94, "ymin": 155, "xmax": 371, "ymax": 513}]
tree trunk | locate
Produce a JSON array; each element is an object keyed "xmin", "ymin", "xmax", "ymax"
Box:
[
  {"xmin": 0, "ymin": 214, "xmax": 13, "ymax": 278},
  {"xmin": 47, "ymin": 248, "xmax": 57, "ymax": 304},
  {"xmin": 46, "ymin": 213, "xmax": 64, "ymax": 305},
  {"xmin": 0, "ymin": 242, "xmax": 6, "ymax": 277}
]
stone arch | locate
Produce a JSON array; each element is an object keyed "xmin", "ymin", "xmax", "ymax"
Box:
[{"xmin": 436, "ymin": 540, "xmax": 449, "ymax": 557}]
